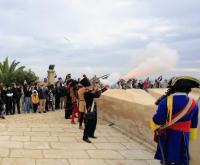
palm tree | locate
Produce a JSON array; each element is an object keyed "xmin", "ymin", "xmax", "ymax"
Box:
[{"xmin": 0, "ymin": 57, "xmax": 25, "ymax": 85}]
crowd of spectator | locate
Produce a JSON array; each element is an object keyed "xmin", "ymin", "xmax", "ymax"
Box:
[{"xmin": 112, "ymin": 76, "xmax": 169, "ymax": 90}]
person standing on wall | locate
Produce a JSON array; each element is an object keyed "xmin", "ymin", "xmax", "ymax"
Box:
[{"xmin": 150, "ymin": 76, "xmax": 199, "ymax": 165}]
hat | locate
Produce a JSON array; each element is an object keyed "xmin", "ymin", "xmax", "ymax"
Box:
[
  {"xmin": 167, "ymin": 76, "xmax": 199, "ymax": 93},
  {"xmin": 168, "ymin": 76, "xmax": 199, "ymax": 88},
  {"xmin": 80, "ymin": 78, "xmax": 91, "ymax": 87}
]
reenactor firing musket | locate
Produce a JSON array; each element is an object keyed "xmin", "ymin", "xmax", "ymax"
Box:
[{"xmin": 91, "ymin": 74, "xmax": 110, "ymax": 81}]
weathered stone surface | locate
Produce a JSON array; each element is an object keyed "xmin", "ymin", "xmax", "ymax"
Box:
[
  {"xmin": 11, "ymin": 136, "xmax": 30, "ymax": 142},
  {"xmin": 2, "ymin": 158, "xmax": 35, "ymax": 165},
  {"xmin": 0, "ymin": 149, "xmax": 9, "ymax": 157},
  {"xmin": 0, "ymin": 109, "xmax": 158, "ymax": 164},
  {"xmin": 94, "ymin": 143, "xmax": 127, "ymax": 150},
  {"xmin": 31, "ymin": 127, "xmax": 63, "ymax": 132},
  {"xmin": 105, "ymin": 160, "xmax": 148, "ymax": 165},
  {"xmin": 69, "ymin": 159, "xmax": 107, "ymax": 165},
  {"xmin": 43, "ymin": 150, "xmax": 89, "ymax": 159},
  {"xmin": 0, "ymin": 141, "xmax": 23, "ymax": 149},
  {"xmin": 24, "ymin": 142, "xmax": 50, "ymax": 149},
  {"xmin": 10, "ymin": 149, "xmax": 43, "ymax": 158},
  {"xmin": 96, "ymin": 89, "xmax": 156, "ymax": 146},
  {"xmin": 24, "ymin": 132, "xmax": 50, "ymax": 137},
  {"xmin": 0, "ymin": 132, "xmax": 23, "ymax": 136},
  {"xmin": 31, "ymin": 136, "xmax": 58, "ymax": 142},
  {"xmin": 0, "ymin": 136, "xmax": 10, "ymax": 141},
  {"xmin": 119, "ymin": 150, "xmax": 153, "ymax": 159},
  {"xmin": 59, "ymin": 136, "xmax": 77, "ymax": 142},
  {"xmin": 87, "ymin": 150, "xmax": 124, "ymax": 159},
  {"xmin": 36, "ymin": 159, "xmax": 69, "ymax": 165},
  {"xmin": 50, "ymin": 142, "xmax": 95, "ymax": 150},
  {"xmin": 8, "ymin": 127, "xmax": 30, "ymax": 132}
]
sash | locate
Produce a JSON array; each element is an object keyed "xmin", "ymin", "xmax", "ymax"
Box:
[
  {"xmin": 154, "ymin": 96, "xmax": 194, "ymax": 142},
  {"xmin": 159, "ymin": 97, "xmax": 193, "ymax": 131}
]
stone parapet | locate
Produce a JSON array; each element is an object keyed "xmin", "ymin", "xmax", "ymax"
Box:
[{"xmin": 96, "ymin": 89, "xmax": 156, "ymax": 146}]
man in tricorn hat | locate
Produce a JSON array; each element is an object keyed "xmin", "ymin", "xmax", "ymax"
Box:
[{"xmin": 150, "ymin": 76, "xmax": 200, "ymax": 165}]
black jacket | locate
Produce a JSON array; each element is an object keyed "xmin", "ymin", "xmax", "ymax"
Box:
[{"xmin": 84, "ymin": 91, "xmax": 101, "ymax": 109}]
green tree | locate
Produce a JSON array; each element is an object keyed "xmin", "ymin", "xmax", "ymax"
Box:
[{"xmin": 0, "ymin": 57, "xmax": 38, "ymax": 86}]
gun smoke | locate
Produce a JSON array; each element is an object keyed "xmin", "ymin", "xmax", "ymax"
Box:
[{"xmin": 122, "ymin": 42, "xmax": 179, "ymax": 80}]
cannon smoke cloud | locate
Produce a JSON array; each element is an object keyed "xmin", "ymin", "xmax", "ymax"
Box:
[{"xmin": 122, "ymin": 43, "xmax": 180, "ymax": 80}]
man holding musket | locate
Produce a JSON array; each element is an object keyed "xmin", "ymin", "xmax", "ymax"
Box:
[{"xmin": 150, "ymin": 76, "xmax": 199, "ymax": 165}]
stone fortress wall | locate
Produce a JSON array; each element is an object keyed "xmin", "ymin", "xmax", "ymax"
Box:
[{"xmin": 96, "ymin": 89, "xmax": 200, "ymax": 165}]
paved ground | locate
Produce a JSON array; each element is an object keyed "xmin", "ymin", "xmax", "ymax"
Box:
[{"xmin": 0, "ymin": 110, "xmax": 160, "ymax": 165}]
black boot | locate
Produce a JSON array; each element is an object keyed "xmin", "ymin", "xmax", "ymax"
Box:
[{"xmin": 83, "ymin": 138, "xmax": 91, "ymax": 143}]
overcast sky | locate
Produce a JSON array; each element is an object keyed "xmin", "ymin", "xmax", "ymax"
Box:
[{"xmin": 0, "ymin": 0, "xmax": 199, "ymax": 79}]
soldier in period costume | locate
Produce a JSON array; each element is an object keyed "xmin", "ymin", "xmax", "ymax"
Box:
[
  {"xmin": 78, "ymin": 78, "xmax": 89, "ymax": 129},
  {"xmin": 150, "ymin": 76, "xmax": 200, "ymax": 165}
]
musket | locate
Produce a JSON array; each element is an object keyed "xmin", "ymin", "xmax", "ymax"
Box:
[
  {"xmin": 91, "ymin": 74, "xmax": 110, "ymax": 81},
  {"xmin": 155, "ymin": 130, "xmax": 166, "ymax": 165}
]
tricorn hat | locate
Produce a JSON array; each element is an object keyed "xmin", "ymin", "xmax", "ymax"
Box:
[
  {"xmin": 80, "ymin": 78, "xmax": 91, "ymax": 87},
  {"xmin": 168, "ymin": 76, "xmax": 200, "ymax": 90}
]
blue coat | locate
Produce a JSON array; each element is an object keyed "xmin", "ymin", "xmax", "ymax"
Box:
[{"xmin": 152, "ymin": 93, "xmax": 198, "ymax": 164}]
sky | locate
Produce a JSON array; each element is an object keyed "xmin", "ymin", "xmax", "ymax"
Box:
[{"xmin": 0, "ymin": 0, "xmax": 199, "ymax": 80}]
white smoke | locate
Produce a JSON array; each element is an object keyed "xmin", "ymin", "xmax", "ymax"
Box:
[
  {"xmin": 122, "ymin": 42, "xmax": 179, "ymax": 80},
  {"xmin": 101, "ymin": 72, "xmax": 121, "ymax": 86}
]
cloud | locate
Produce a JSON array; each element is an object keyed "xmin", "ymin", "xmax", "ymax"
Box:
[
  {"xmin": 0, "ymin": 0, "xmax": 199, "ymax": 79},
  {"xmin": 171, "ymin": 68, "xmax": 200, "ymax": 73}
]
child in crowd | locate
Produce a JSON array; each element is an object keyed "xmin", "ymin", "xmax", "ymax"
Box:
[{"xmin": 31, "ymin": 90, "xmax": 39, "ymax": 113}]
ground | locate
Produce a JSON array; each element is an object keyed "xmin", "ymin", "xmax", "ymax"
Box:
[{"xmin": 0, "ymin": 110, "xmax": 160, "ymax": 165}]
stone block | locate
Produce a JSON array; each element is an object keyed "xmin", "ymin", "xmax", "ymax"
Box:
[
  {"xmin": 8, "ymin": 128, "xmax": 31, "ymax": 132},
  {"xmin": 24, "ymin": 132, "xmax": 50, "ymax": 137},
  {"xmin": 31, "ymin": 136, "xmax": 58, "ymax": 142},
  {"xmin": 11, "ymin": 136, "xmax": 30, "ymax": 142},
  {"xmin": 0, "ymin": 149, "xmax": 9, "ymax": 157},
  {"xmin": 10, "ymin": 149, "xmax": 43, "ymax": 158},
  {"xmin": 119, "ymin": 150, "xmax": 153, "ymax": 159},
  {"xmin": 69, "ymin": 159, "xmax": 107, "ymax": 165},
  {"xmin": 50, "ymin": 142, "xmax": 95, "ymax": 150},
  {"xmin": 105, "ymin": 160, "xmax": 148, "ymax": 165},
  {"xmin": 24, "ymin": 142, "xmax": 50, "ymax": 149},
  {"xmin": 94, "ymin": 143, "xmax": 127, "ymax": 150},
  {"xmin": 87, "ymin": 150, "xmax": 124, "ymax": 159},
  {"xmin": 0, "ymin": 141, "xmax": 23, "ymax": 149},
  {"xmin": 59, "ymin": 137, "xmax": 77, "ymax": 142},
  {"xmin": 36, "ymin": 159, "xmax": 69, "ymax": 165},
  {"xmin": 43, "ymin": 150, "xmax": 89, "ymax": 159},
  {"xmin": 1, "ymin": 158, "xmax": 35, "ymax": 165}
]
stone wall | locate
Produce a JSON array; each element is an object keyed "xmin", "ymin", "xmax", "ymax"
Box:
[
  {"xmin": 97, "ymin": 88, "xmax": 200, "ymax": 165},
  {"xmin": 96, "ymin": 89, "xmax": 156, "ymax": 146}
]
